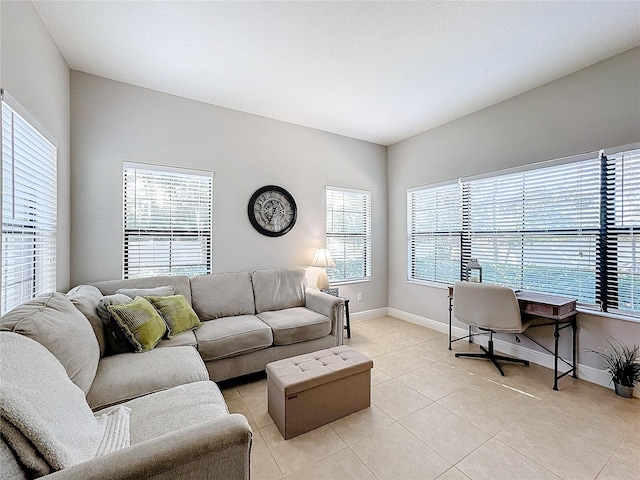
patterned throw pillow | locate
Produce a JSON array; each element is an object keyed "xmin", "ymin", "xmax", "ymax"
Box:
[
  {"xmin": 144, "ymin": 295, "xmax": 201, "ymax": 338},
  {"xmin": 107, "ymin": 297, "xmax": 167, "ymax": 352}
]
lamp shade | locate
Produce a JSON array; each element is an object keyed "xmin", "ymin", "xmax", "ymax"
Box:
[{"xmin": 311, "ymin": 248, "xmax": 336, "ymax": 268}]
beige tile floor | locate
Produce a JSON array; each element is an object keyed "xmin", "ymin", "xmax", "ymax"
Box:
[{"xmin": 219, "ymin": 316, "xmax": 640, "ymax": 480}]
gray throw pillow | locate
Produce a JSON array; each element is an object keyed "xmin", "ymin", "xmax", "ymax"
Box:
[
  {"xmin": 116, "ymin": 286, "xmax": 176, "ymax": 299},
  {"xmin": 98, "ymin": 294, "xmax": 135, "ymax": 355}
]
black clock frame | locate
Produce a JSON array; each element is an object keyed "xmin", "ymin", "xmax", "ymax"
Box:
[{"xmin": 247, "ymin": 185, "xmax": 297, "ymax": 237}]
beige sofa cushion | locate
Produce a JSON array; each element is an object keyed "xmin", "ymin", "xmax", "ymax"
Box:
[
  {"xmin": 252, "ymin": 268, "xmax": 307, "ymax": 314},
  {"xmin": 195, "ymin": 315, "xmax": 273, "ymax": 361},
  {"xmin": 87, "ymin": 346, "xmax": 209, "ymax": 410},
  {"xmin": 257, "ymin": 307, "xmax": 332, "ymax": 345},
  {"xmin": 190, "ymin": 272, "xmax": 255, "ymax": 320},
  {"xmin": 67, "ymin": 284, "xmax": 106, "ymax": 357},
  {"xmin": 156, "ymin": 330, "xmax": 198, "ymax": 349},
  {"xmin": 101, "ymin": 381, "xmax": 229, "ymax": 445},
  {"xmin": 0, "ymin": 293, "xmax": 100, "ymax": 395}
]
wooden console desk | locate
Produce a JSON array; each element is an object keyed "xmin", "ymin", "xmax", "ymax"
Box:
[{"xmin": 448, "ymin": 286, "xmax": 577, "ymax": 390}]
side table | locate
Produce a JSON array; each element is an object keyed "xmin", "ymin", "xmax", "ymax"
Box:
[{"xmin": 321, "ymin": 288, "xmax": 351, "ymax": 339}]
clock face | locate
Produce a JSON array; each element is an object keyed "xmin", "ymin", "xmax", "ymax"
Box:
[{"xmin": 248, "ymin": 185, "xmax": 297, "ymax": 237}]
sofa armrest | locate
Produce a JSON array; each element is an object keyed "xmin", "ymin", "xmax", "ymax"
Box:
[
  {"xmin": 305, "ymin": 288, "xmax": 344, "ymax": 345},
  {"xmin": 45, "ymin": 414, "xmax": 252, "ymax": 480}
]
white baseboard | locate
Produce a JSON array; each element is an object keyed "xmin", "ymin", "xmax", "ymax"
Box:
[
  {"xmin": 351, "ymin": 307, "xmax": 389, "ymax": 322},
  {"xmin": 386, "ymin": 308, "xmax": 639, "ymax": 398}
]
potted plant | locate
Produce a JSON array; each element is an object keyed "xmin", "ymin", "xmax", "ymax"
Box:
[{"xmin": 591, "ymin": 338, "xmax": 640, "ymax": 398}]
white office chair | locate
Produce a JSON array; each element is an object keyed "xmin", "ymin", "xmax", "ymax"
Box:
[{"xmin": 452, "ymin": 281, "xmax": 531, "ymax": 376}]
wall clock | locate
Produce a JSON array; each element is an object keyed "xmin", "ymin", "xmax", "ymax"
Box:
[{"xmin": 248, "ymin": 185, "xmax": 297, "ymax": 237}]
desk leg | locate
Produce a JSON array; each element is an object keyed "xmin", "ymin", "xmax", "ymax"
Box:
[
  {"xmin": 572, "ymin": 315, "xmax": 577, "ymax": 379},
  {"xmin": 553, "ymin": 321, "xmax": 560, "ymax": 391},
  {"xmin": 448, "ymin": 297, "xmax": 452, "ymax": 350},
  {"xmin": 345, "ymin": 300, "xmax": 351, "ymax": 339}
]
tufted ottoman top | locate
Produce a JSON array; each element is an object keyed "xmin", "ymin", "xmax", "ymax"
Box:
[{"xmin": 266, "ymin": 345, "xmax": 373, "ymax": 396}]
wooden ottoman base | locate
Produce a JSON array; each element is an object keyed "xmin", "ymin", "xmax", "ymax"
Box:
[{"xmin": 266, "ymin": 345, "xmax": 373, "ymax": 440}]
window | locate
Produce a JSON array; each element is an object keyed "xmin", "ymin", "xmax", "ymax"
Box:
[
  {"xmin": 408, "ymin": 146, "xmax": 640, "ymax": 317},
  {"xmin": 1, "ymin": 91, "xmax": 58, "ymax": 315},
  {"xmin": 326, "ymin": 187, "xmax": 371, "ymax": 283},
  {"xmin": 407, "ymin": 182, "xmax": 461, "ymax": 283},
  {"xmin": 123, "ymin": 163, "xmax": 213, "ymax": 279}
]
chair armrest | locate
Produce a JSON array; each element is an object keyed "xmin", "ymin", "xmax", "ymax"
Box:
[
  {"xmin": 305, "ymin": 288, "xmax": 344, "ymax": 344},
  {"xmin": 45, "ymin": 414, "xmax": 252, "ymax": 480}
]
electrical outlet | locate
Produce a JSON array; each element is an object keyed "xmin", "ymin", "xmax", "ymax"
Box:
[{"xmin": 357, "ymin": 293, "xmax": 363, "ymax": 302}]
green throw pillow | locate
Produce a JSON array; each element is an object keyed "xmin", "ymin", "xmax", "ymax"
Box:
[
  {"xmin": 107, "ymin": 296, "xmax": 167, "ymax": 352},
  {"xmin": 145, "ymin": 295, "xmax": 202, "ymax": 338}
]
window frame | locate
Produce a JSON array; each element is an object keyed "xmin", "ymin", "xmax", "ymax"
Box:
[
  {"xmin": 122, "ymin": 162, "xmax": 214, "ymax": 279},
  {"xmin": 325, "ymin": 186, "xmax": 372, "ymax": 285}
]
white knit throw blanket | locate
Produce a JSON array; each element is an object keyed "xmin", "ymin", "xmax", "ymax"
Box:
[{"xmin": 0, "ymin": 333, "xmax": 130, "ymax": 476}]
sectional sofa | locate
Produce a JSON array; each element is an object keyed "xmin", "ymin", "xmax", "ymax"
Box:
[{"xmin": 0, "ymin": 267, "xmax": 345, "ymax": 479}]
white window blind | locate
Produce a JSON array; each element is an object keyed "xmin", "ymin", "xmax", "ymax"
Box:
[
  {"xmin": 604, "ymin": 149, "xmax": 640, "ymax": 315},
  {"xmin": 407, "ymin": 182, "xmax": 461, "ymax": 283},
  {"xmin": 326, "ymin": 187, "xmax": 371, "ymax": 283},
  {"xmin": 407, "ymin": 146, "xmax": 640, "ymax": 318},
  {"xmin": 123, "ymin": 163, "xmax": 213, "ymax": 279},
  {"xmin": 467, "ymin": 158, "xmax": 601, "ymax": 305},
  {"xmin": 1, "ymin": 94, "xmax": 57, "ymax": 315}
]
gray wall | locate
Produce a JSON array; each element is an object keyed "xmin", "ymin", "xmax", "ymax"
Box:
[
  {"xmin": 388, "ymin": 47, "xmax": 640, "ymax": 368},
  {"xmin": 70, "ymin": 72, "xmax": 388, "ymax": 313},
  {"xmin": 0, "ymin": 1, "xmax": 71, "ymax": 291}
]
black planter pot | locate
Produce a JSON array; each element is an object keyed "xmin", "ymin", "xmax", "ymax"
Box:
[{"xmin": 614, "ymin": 382, "xmax": 635, "ymax": 398}]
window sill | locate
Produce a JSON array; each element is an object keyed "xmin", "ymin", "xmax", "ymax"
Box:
[
  {"xmin": 406, "ymin": 279, "xmax": 450, "ymax": 289},
  {"xmin": 577, "ymin": 307, "xmax": 640, "ymax": 324},
  {"xmin": 330, "ymin": 278, "xmax": 371, "ymax": 286}
]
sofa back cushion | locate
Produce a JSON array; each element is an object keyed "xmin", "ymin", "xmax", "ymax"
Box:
[
  {"xmin": 91, "ymin": 276, "xmax": 191, "ymax": 304},
  {"xmin": 252, "ymin": 268, "xmax": 307, "ymax": 314},
  {"xmin": 190, "ymin": 272, "xmax": 255, "ymax": 320},
  {"xmin": 67, "ymin": 284, "xmax": 107, "ymax": 357},
  {"xmin": 0, "ymin": 293, "xmax": 100, "ymax": 395}
]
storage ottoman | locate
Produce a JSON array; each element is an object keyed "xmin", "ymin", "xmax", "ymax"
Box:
[{"xmin": 266, "ymin": 345, "xmax": 373, "ymax": 439}]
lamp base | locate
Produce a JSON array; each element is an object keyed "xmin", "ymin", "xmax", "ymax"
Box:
[{"xmin": 316, "ymin": 268, "xmax": 330, "ymax": 290}]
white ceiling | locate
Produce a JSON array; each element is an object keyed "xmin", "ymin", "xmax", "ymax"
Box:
[{"xmin": 33, "ymin": 1, "xmax": 640, "ymax": 146}]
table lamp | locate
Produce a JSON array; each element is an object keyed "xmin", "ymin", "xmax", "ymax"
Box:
[{"xmin": 311, "ymin": 248, "xmax": 336, "ymax": 290}]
